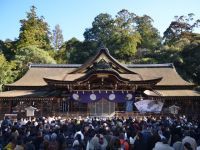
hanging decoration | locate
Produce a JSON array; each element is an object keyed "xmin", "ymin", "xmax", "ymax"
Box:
[
  {"xmin": 126, "ymin": 93, "xmax": 133, "ymax": 100},
  {"xmin": 90, "ymin": 93, "xmax": 96, "ymax": 101},
  {"xmin": 72, "ymin": 93, "xmax": 79, "ymax": 101},
  {"xmin": 70, "ymin": 91, "xmax": 135, "ymax": 103},
  {"xmin": 109, "ymin": 93, "xmax": 115, "ymax": 100}
]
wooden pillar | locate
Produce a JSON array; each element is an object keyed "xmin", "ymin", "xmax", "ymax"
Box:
[
  {"xmin": 0, "ymin": 100, "xmax": 2, "ymax": 114},
  {"xmin": 69, "ymin": 99, "xmax": 71, "ymax": 112},
  {"xmin": 40, "ymin": 100, "xmax": 43, "ymax": 116},
  {"xmin": 196, "ymin": 99, "xmax": 200, "ymax": 114},
  {"xmin": 0, "ymin": 100, "xmax": 2, "ymax": 119},
  {"xmin": 57, "ymin": 98, "xmax": 61, "ymax": 112},
  {"xmin": 9, "ymin": 100, "xmax": 12, "ymax": 113},
  {"xmin": 191, "ymin": 98, "xmax": 194, "ymax": 114},
  {"xmin": 53, "ymin": 98, "xmax": 59, "ymax": 114},
  {"xmin": 56, "ymin": 98, "xmax": 59, "ymax": 115},
  {"xmin": 51, "ymin": 99, "xmax": 53, "ymax": 116},
  {"xmin": 186, "ymin": 98, "xmax": 190, "ymax": 114}
]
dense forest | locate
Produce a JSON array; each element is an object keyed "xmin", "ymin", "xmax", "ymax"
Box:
[{"xmin": 0, "ymin": 6, "xmax": 200, "ymax": 91}]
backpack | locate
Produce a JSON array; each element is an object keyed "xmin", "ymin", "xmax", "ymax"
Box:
[
  {"xmin": 121, "ymin": 140, "xmax": 129, "ymax": 150},
  {"xmin": 121, "ymin": 140, "xmax": 126, "ymax": 150}
]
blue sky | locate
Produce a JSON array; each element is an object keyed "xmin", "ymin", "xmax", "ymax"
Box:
[{"xmin": 1, "ymin": 0, "xmax": 200, "ymax": 41}]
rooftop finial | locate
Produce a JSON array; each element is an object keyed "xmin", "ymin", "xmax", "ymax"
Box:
[
  {"xmin": 99, "ymin": 42, "xmax": 110, "ymax": 54},
  {"xmin": 100, "ymin": 42, "xmax": 106, "ymax": 49}
]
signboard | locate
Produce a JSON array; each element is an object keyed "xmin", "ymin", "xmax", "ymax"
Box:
[
  {"xmin": 25, "ymin": 106, "xmax": 37, "ymax": 117},
  {"xmin": 169, "ymin": 105, "xmax": 180, "ymax": 114},
  {"xmin": 134, "ymin": 100, "xmax": 164, "ymax": 113}
]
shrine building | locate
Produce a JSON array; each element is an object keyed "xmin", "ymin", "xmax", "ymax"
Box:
[{"xmin": 0, "ymin": 48, "xmax": 200, "ymax": 118}]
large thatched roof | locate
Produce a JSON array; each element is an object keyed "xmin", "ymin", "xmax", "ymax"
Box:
[
  {"xmin": 5, "ymin": 63, "xmax": 193, "ymax": 88},
  {"xmin": 2, "ymin": 48, "xmax": 198, "ymax": 98}
]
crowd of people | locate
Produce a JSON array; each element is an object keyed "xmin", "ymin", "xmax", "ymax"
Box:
[{"xmin": 0, "ymin": 114, "xmax": 199, "ymax": 150}]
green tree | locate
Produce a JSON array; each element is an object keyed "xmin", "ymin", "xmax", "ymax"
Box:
[
  {"xmin": 17, "ymin": 6, "xmax": 51, "ymax": 50},
  {"xmin": 181, "ymin": 39, "xmax": 200, "ymax": 84},
  {"xmin": 54, "ymin": 37, "xmax": 80, "ymax": 64},
  {"xmin": 163, "ymin": 13, "xmax": 200, "ymax": 45},
  {"xmin": 115, "ymin": 9, "xmax": 136, "ymax": 31},
  {"xmin": 0, "ymin": 39, "xmax": 16, "ymax": 60},
  {"xmin": 0, "ymin": 54, "xmax": 16, "ymax": 91},
  {"xmin": 154, "ymin": 45, "xmax": 183, "ymax": 64},
  {"xmin": 83, "ymin": 13, "xmax": 116, "ymax": 59},
  {"xmin": 51, "ymin": 24, "xmax": 64, "ymax": 50},
  {"xmin": 84, "ymin": 13, "xmax": 115, "ymax": 44},
  {"xmin": 70, "ymin": 40, "xmax": 98, "ymax": 64},
  {"xmin": 109, "ymin": 30, "xmax": 141, "ymax": 60},
  {"xmin": 112, "ymin": 9, "xmax": 141, "ymax": 60},
  {"xmin": 15, "ymin": 45, "xmax": 56, "ymax": 64},
  {"xmin": 135, "ymin": 15, "xmax": 161, "ymax": 50},
  {"xmin": 57, "ymin": 38, "xmax": 97, "ymax": 64},
  {"xmin": 83, "ymin": 10, "xmax": 142, "ymax": 61},
  {"xmin": 15, "ymin": 45, "xmax": 56, "ymax": 77}
]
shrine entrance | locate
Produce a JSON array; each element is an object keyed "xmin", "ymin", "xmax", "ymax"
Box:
[{"xmin": 88, "ymin": 98, "xmax": 115, "ymax": 116}]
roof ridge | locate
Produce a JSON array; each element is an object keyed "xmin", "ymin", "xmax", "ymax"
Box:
[
  {"xmin": 126, "ymin": 63, "xmax": 174, "ymax": 68},
  {"xmin": 29, "ymin": 63, "xmax": 174, "ymax": 68},
  {"xmin": 29, "ymin": 64, "xmax": 82, "ymax": 68}
]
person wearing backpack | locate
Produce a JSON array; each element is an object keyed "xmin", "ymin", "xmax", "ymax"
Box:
[{"xmin": 119, "ymin": 133, "xmax": 129, "ymax": 150}]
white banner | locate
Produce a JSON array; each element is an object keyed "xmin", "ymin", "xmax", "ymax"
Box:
[
  {"xmin": 134, "ymin": 100, "xmax": 164, "ymax": 113},
  {"xmin": 25, "ymin": 106, "xmax": 37, "ymax": 117}
]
